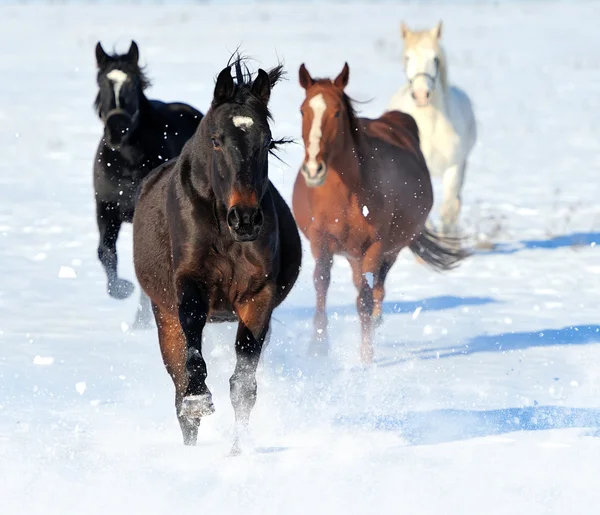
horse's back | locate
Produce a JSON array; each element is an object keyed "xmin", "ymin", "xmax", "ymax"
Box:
[
  {"xmin": 133, "ymin": 159, "xmax": 178, "ymax": 308},
  {"xmin": 362, "ymin": 111, "xmax": 421, "ymax": 157},
  {"xmin": 150, "ymin": 99, "xmax": 203, "ymax": 138}
]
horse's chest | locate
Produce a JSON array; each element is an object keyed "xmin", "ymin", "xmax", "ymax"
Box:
[
  {"xmin": 411, "ymin": 110, "xmax": 461, "ymax": 175},
  {"xmin": 203, "ymin": 250, "xmax": 271, "ymax": 316},
  {"xmin": 310, "ymin": 188, "xmax": 375, "ymax": 255}
]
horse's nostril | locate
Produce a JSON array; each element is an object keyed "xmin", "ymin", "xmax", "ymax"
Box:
[
  {"xmin": 317, "ymin": 163, "xmax": 324, "ymax": 174},
  {"xmin": 252, "ymin": 209, "xmax": 264, "ymax": 227},
  {"xmin": 227, "ymin": 207, "xmax": 240, "ymax": 229},
  {"xmin": 426, "ymin": 91, "xmax": 431, "ymax": 98},
  {"xmin": 411, "ymin": 92, "xmax": 416, "ymax": 100}
]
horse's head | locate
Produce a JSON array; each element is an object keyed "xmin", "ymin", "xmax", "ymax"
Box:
[
  {"xmin": 204, "ymin": 59, "xmax": 283, "ymax": 242},
  {"xmin": 94, "ymin": 41, "xmax": 150, "ymax": 149},
  {"xmin": 298, "ymin": 62, "xmax": 352, "ymax": 187},
  {"xmin": 400, "ymin": 21, "xmax": 445, "ymax": 107}
]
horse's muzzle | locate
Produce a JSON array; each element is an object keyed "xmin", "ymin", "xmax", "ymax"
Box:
[
  {"xmin": 104, "ymin": 109, "xmax": 133, "ymax": 148},
  {"xmin": 227, "ymin": 205, "xmax": 263, "ymax": 242},
  {"xmin": 301, "ymin": 161, "xmax": 328, "ymax": 187}
]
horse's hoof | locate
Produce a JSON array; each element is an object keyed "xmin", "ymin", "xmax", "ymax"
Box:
[
  {"xmin": 180, "ymin": 394, "xmax": 215, "ymax": 419},
  {"xmin": 230, "ymin": 439, "xmax": 242, "ymax": 456},
  {"xmin": 107, "ymin": 278, "xmax": 135, "ymax": 299}
]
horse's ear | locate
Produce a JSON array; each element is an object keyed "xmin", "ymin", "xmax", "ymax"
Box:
[
  {"xmin": 431, "ymin": 21, "xmax": 442, "ymax": 39},
  {"xmin": 333, "ymin": 62, "xmax": 350, "ymax": 89},
  {"xmin": 299, "ymin": 63, "xmax": 314, "ymax": 90},
  {"xmin": 213, "ymin": 66, "xmax": 235, "ymax": 105},
  {"xmin": 400, "ymin": 22, "xmax": 410, "ymax": 39},
  {"xmin": 127, "ymin": 41, "xmax": 140, "ymax": 63},
  {"xmin": 95, "ymin": 42, "xmax": 111, "ymax": 68},
  {"xmin": 251, "ymin": 69, "xmax": 271, "ymax": 104}
]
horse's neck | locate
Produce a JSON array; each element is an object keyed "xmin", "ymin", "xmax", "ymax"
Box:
[{"xmin": 328, "ymin": 128, "xmax": 362, "ymax": 189}]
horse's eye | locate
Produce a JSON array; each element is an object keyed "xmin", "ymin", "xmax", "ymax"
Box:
[
  {"xmin": 211, "ymin": 137, "xmax": 220, "ymax": 149},
  {"xmin": 334, "ymin": 110, "xmax": 341, "ymax": 118}
]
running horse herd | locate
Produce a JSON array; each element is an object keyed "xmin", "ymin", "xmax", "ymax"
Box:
[{"xmin": 92, "ymin": 22, "xmax": 475, "ymax": 452}]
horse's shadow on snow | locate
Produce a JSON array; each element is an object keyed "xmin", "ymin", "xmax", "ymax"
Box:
[
  {"xmin": 278, "ymin": 294, "xmax": 495, "ymax": 320},
  {"xmin": 335, "ymin": 406, "xmax": 600, "ymax": 446},
  {"xmin": 482, "ymin": 231, "xmax": 600, "ymax": 255},
  {"xmin": 377, "ymin": 324, "xmax": 600, "ymax": 367}
]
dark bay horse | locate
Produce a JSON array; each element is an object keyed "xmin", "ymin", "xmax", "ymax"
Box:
[
  {"xmin": 93, "ymin": 41, "xmax": 203, "ymax": 327},
  {"xmin": 292, "ymin": 63, "xmax": 467, "ymax": 364},
  {"xmin": 133, "ymin": 58, "xmax": 302, "ymax": 452}
]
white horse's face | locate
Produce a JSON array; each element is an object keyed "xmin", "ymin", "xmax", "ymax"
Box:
[{"xmin": 401, "ymin": 22, "xmax": 443, "ymax": 107}]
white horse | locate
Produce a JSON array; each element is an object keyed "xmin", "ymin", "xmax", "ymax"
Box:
[{"xmin": 388, "ymin": 21, "xmax": 477, "ymax": 235}]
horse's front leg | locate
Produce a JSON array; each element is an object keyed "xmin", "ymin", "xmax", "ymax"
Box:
[
  {"xmin": 440, "ymin": 162, "xmax": 466, "ymax": 236},
  {"xmin": 353, "ymin": 242, "xmax": 384, "ymax": 364},
  {"xmin": 230, "ymin": 285, "xmax": 275, "ymax": 455},
  {"xmin": 310, "ymin": 235, "xmax": 333, "ymax": 353},
  {"xmin": 177, "ymin": 277, "xmax": 214, "ymax": 430},
  {"xmin": 96, "ymin": 200, "xmax": 134, "ymax": 299}
]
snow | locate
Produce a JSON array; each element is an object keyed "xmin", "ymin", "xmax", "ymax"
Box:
[{"xmin": 1, "ymin": 1, "xmax": 600, "ymax": 513}]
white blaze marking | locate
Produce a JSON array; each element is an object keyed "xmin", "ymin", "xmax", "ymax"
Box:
[
  {"xmin": 106, "ymin": 69, "xmax": 128, "ymax": 108},
  {"xmin": 306, "ymin": 93, "xmax": 327, "ymax": 174},
  {"xmin": 232, "ymin": 116, "xmax": 254, "ymax": 131}
]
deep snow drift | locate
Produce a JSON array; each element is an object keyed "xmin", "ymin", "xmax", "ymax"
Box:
[{"xmin": 1, "ymin": 2, "xmax": 600, "ymax": 514}]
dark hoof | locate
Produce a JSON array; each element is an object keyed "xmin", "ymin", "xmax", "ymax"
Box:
[
  {"xmin": 107, "ymin": 278, "xmax": 135, "ymax": 299},
  {"xmin": 180, "ymin": 394, "xmax": 215, "ymax": 419}
]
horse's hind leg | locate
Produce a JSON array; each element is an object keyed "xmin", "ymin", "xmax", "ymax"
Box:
[
  {"xmin": 372, "ymin": 255, "xmax": 397, "ymax": 326},
  {"xmin": 153, "ymin": 303, "xmax": 200, "ymax": 445},
  {"xmin": 230, "ymin": 286, "xmax": 275, "ymax": 455},
  {"xmin": 132, "ymin": 290, "xmax": 153, "ymax": 330},
  {"xmin": 440, "ymin": 162, "xmax": 466, "ymax": 236},
  {"xmin": 96, "ymin": 200, "xmax": 134, "ymax": 299}
]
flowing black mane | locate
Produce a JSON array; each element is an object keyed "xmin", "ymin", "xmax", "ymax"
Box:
[
  {"xmin": 210, "ymin": 55, "xmax": 289, "ymax": 156},
  {"xmin": 312, "ymin": 77, "xmax": 361, "ymax": 142},
  {"xmin": 211, "ymin": 55, "xmax": 284, "ymax": 120}
]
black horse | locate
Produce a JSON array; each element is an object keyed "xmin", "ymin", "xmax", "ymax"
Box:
[
  {"xmin": 93, "ymin": 40, "xmax": 203, "ymax": 327},
  {"xmin": 133, "ymin": 57, "xmax": 302, "ymax": 453}
]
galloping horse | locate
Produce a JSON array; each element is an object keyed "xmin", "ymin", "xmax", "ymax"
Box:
[
  {"xmin": 293, "ymin": 63, "xmax": 467, "ymax": 363},
  {"xmin": 133, "ymin": 57, "xmax": 302, "ymax": 452},
  {"xmin": 93, "ymin": 41, "xmax": 202, "ymax": 328},
  {"xmin": 388, "ymin": 22, "xmax": 477, "ymax": 236}
]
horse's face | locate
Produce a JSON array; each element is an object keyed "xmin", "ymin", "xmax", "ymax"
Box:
[
  {"xmin": 298, "ymin": 63, "xmax": 350, "ymax": 187},
  {"xmin": 94, "ymin": 41, "xmax": 146, "ymax": 149},
  {"xmin": 208, "ymin": 66, "xmax": 274, "ymax": 242},
  {"xmin": 401, "ymin": 22, "xmax": 443, "ymax": 107}
]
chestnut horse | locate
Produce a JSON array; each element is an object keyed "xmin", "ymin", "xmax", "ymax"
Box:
[
  {"xmin": 292, "ymin": 63, "xmax": 467, "ymax": 363},
  {"xmin": 133, "ymin": 58, "xmax": 302, "ymax": 452}
]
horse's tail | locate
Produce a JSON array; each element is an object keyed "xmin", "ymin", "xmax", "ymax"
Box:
[{"xmin": 408, "ymin": 228, "xmax": 470, "ymax": 271}]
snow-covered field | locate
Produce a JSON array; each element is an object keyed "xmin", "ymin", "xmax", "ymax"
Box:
[{"xmin": 2, "ymin": 1, "xmax": 600, "ymax": 513}]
